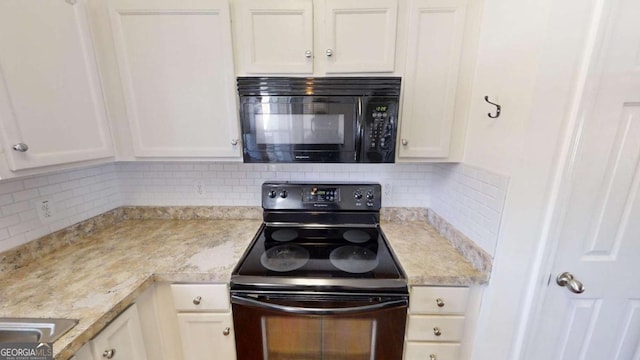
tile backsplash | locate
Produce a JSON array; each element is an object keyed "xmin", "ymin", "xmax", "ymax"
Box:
[
  {"xmin": 0, "ymin": 164, "xmax": 121, "ymax": 252},
  {"xmin": 0, "ymin": 161, "xmax": 509, "ymax": 256},
  {"xmin": 118, "ymin": 163, "xmax": 434, "ymax": 207}
]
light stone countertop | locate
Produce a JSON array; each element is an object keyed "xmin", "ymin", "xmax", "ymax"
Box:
[{"xmin": 0, "ymin": 209, "xmax": 488, "ymax": 360}]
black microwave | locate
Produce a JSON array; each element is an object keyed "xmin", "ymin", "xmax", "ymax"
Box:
[{"xmin": 237, "ymin": 77, "xmax": 401, "ymax": 163}]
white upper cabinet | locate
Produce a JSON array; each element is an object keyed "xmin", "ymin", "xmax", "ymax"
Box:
[
  {"xmin": 108, "ymin": 0, "xmax": 241, "ymax": 158},
  {"xmin": 322, "ymin": 0, "xmax": 398, "ymax": 73},
  {"xmin": 0, "ymin": 0, "xmax": 114, "ymax": 171},
  {"xmin": 233, "ymin": 0, "xmax": 399, "ymax": 75},
  {"xmin": 397, "ymin": 0, "xmax": 475, "ymax": 160},
  {"xmin": 233, "ymin": 0, "xmax": 314, "ymax": 74}
]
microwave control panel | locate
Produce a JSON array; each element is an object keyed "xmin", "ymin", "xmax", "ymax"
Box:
[{"xmin": 364, "ymin": 101, "xmax": 398, "ymax": 162}]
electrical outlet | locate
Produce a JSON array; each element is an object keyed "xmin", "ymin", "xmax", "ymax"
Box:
[
  {"xmin": 383, "ymin": 182, "xmax": 393, "ymax": 201},
  {"xmin": 194, "ymin": 180, "xmax": 206, "ymax": 197},
  {"xmin": 36, "ymin": 198, "xmax": 56, "ymax": 223}
]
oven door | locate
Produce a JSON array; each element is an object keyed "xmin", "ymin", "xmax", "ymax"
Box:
[
  {"xmin": 231, "ymin": 293, "xmax": 408, "ymax": 360},
  {"xmin": 240, "ymin": 96, "xmax": 361, "ymax": 163}
]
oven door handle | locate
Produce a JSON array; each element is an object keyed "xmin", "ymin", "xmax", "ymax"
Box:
[{"xmin": 231, "ymin": 294, "xmax": 407, "ymax": 315}]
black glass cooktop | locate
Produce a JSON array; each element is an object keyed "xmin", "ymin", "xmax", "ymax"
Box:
[{"xmin": 233, "ymin": 224, "xmax": 404, "ymax": 280}]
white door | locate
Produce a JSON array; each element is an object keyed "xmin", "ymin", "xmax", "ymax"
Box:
[
  {"xmin": 0, "ymin": 0, "xmax": 114, "ymax": 171},
  {"xmin": 109, "ymin": 0, "xmax": 241, "ymax": 158},
  {"xmin": 528, "ymin": 0, "xmax": 640, "ymax": 358}
]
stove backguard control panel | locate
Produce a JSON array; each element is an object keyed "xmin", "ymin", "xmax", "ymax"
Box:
[{"xmin": 262, "ymin": 182, "xmax": 382, "ymax": 211}]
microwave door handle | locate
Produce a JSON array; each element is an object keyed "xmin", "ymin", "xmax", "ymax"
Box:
[
  {"xmin": 355, "ymin": 97, "xmax": 363, "ymax": 161},
  {"xmin": 231, "ymin": 294, "xmax": 407, "ymax": 315}
]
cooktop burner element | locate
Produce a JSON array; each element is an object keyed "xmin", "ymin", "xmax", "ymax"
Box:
[
  {"xmin": 231, "ymin": 182, "xmax": 408, "ymax": 294},
  {"xmin": 329, "ymin": 245, "xmax": 379, "ymax": 273},
  {"xmin": 343, "ymin": 229, "xmax": 371, "ymax": 243},
  {"xmin": 270, "ymin": 229, "xmax": 299, "ymax": 242},
  {"xmin": 260, "ymin": 244, "xmax": 310, "ymax": 272}
]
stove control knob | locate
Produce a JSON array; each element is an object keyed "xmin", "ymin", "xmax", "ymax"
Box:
[
  {"xmin": 354, "ymin": 190, "xmax": 363, "ymax": 200},
  {"xmin": 267, "ymin": 190, "xmax": 277, "ymax": 199},
  {"xmin": 280, "ymin": 190, "xmax": 288, "ymax": 198},
  {"xmin": 366, "ymin": 191, "xmax": 375, "ymax": 200}
]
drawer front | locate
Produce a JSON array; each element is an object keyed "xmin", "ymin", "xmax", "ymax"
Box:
[
  {"xmin": 171, "ymin": 284, "xmax": 229, "ymax": 311},
  {"xmin": 410, "ymin": 287, "xmax": 469, "ymax": 314},
  {"xmin": 406, "ymin": 315, "xmax": 465, "ymax": 342},
  {"xmin": 404, "ymin": 342, "xmax": 461, "ymax": 360}
]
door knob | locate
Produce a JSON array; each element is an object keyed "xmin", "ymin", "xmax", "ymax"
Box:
[
  {"xmin": 102, "ymin": 349, "xmax": 115, "ymax": 359},
  {"xmin": 556, "ymin": 272, "xmax": 585, "ymax": 294},
  {"xmin": 305, "ymin": 50, "xmax": 312, "ymax": 58},
  {"xmin": 12, "ymin": 143, "xmax": 29, "ymax": 152},
  {"xmin": 325, "ymin": 49, "xmax": 333, "ymax": 57}
]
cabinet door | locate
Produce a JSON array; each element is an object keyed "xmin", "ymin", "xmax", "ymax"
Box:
[
  {"xmin": 109, "ymin": 0, "xmax": 241, "ymax": 158},
  {"xmin": 404, "ymin": 342, "xmax": 461, "ymax": 360},
  {"xmin": 70, "ymin": 343, "xmax": 95, "ymax": 360},
  {"xmin": 398, "ymin": 0, "xmax": 467, "ymax": 158},
  {"xmin": 322, "ymin": 0, "xmax": 398, "ymax": 73},
  {"xmin": 233, "ymin": 0, "xmax": 313, "ymax": 74},
  {"xmin": 91, "ymin": 304, "xmax": 148, "ymax": 360},
  {"xmin": 0, "ymin": 0, "xmax": 114, "ymax": 171},
  {"xmin": 177, "ymin": 312, "xmax": 236, "ymax": 360}
]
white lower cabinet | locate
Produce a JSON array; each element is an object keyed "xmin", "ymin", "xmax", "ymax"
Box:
[
  {"xmin": 91, "ymin": 304, "xmax": 148, "ymax": 360},
  {"xmin": 71, "ymin": 303, "xmax": 148, "ymax": 360},
  {"xmin": 171, "ymin": 283, "xmax": 236, "ymax": 360},
  {"xmin": 70, "ymin": 343, "xmax": 94, "ymax": 360},
  {"xmin": 405, "ymin": 342, "xmax": 461, "ymax": 360},
  {"xmin": 177, "ymin": 313, "xmax": 236, "ymax": 360},
  {"xmin": 404, "ymin": 286, "xmax": 477, "ymax": 360}
]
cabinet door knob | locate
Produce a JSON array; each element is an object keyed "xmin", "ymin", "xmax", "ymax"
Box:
[
  {"xmin": 12, "ymin": 143, "xmax": 29, "ymax": 152},
  {"xmin": 433, "ymin": 327, "xmax": 442, "ymax": 336},
  {"xmin": 223, "ymin": 327, "xmax": 231, "ymax": 336},
  {"xmin": 231, "ymin": 139, "xmax": 239, "ymax": 146},
  {"xmin": 193, "ymin": 296, "xmax": 202, "ymax": 305},
  {"xmin": 401, "ymin": 139, "xmax": 408, "ymax": 146},
  {"xmin": 325, "ymin": 49, "xmax": 333, "ymax": 57},
  {"xmin": 436, "ymin": 298, "xmax": 445, "ymax": 307},
  {"xmin": 430, "ymin": 355, "xmax": 437, "ymax": 360},
  {"xmin": 102, "ymin": 349, "xmax": 115, "ymax": 359},
  {"xmin": 305, "ymin": 50, "xmax": 313, "ymax": 58}
]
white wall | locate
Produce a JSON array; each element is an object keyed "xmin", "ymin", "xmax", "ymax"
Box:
[
  {"xmin": 462, "ymin": 0, "xmax": 551, "ymax": 175},
  {"xmin": 0, "ymin": 161, "xmax": 508, "ymax": 255}
]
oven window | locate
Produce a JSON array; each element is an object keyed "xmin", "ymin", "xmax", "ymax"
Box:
[
  {"xmin": 255, "ymin": 114, "xmax": 345, "ymax": 145},
  {"xmin": 261, "ymin": 316, "xmax": 376, "ymax": 360}
]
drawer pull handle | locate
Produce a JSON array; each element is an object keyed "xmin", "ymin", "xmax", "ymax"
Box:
[
  {"xmin": 223, "ymin": 327, "xmax": 231, "ymax": 336},
  {"xmin": 433, "ymin": 327, "xmax": 442, "ymax": 336},
  {"xmin": 193, "ymin": 296, "xmax": 202, "ymax": 305},
  {"xmin": 429, "ymin": 355, "xmax": 437, "ymax": 360},
  {"xmin": 102, "ymin": 349, "xmax": 115, "ymax": 359},
  {"xmin": 436, "ymin": 298, "xmax": 445, "ymax": 307}
]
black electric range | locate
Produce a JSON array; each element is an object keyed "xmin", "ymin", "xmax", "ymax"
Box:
[{"xmin": 230, "ymin": 182, "xmax": 408, "ymax": 295}]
